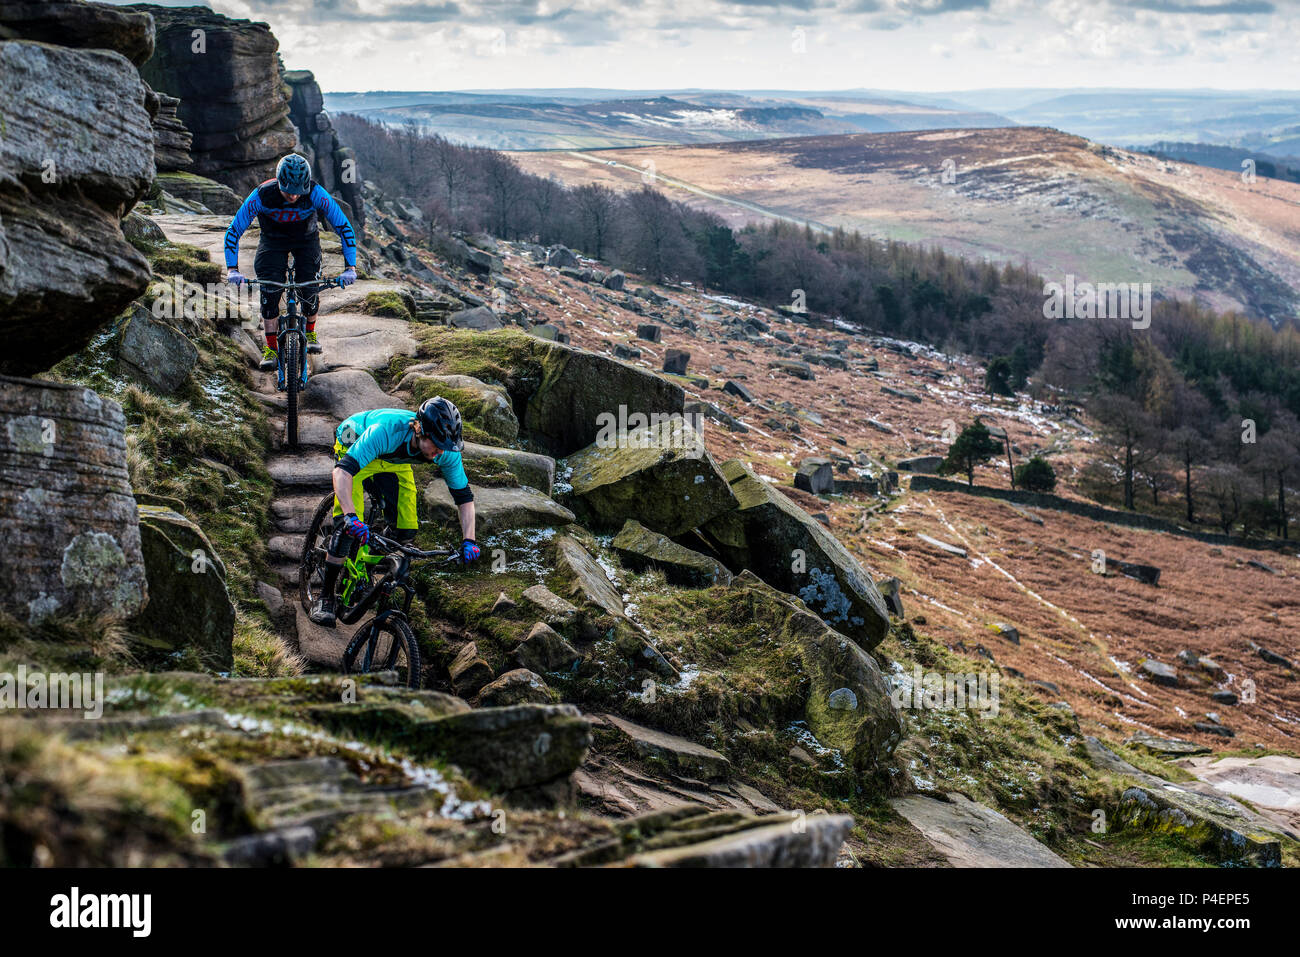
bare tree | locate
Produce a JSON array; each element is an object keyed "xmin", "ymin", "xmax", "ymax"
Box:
[{"xmin": 572, "ymin": 183, "xmax": 619, "ymax": 259}]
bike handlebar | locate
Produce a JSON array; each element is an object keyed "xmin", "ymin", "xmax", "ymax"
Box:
[
  {"xmin": 368, "ymin": 533, "xmax": 457, "ymax": 563},
  {"xmin": 242, "ymin": 276, "xmax": 347, "ymax": 290}
]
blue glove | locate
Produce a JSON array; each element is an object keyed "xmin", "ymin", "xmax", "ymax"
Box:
[
  {"xmin": 227, "ymin": 269, "xmax": 246, "ymax": 285},
  {"xmin": 343, "ymin": 513, "xmax": 369, "ymax": 545},
  {"xmin": 461, "ymin": 538, "xmax": 480, "ymax": 564},
  {"xmin": 340, "ymin": 267, "xmax": 357, "ymax": 287}
]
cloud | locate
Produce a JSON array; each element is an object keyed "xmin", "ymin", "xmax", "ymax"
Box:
[{"xmin": 1117, "ymin": 0, "xmax": 1275, "ymax": 13}]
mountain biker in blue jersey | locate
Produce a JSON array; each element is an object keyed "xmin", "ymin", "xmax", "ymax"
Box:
[
  {"xmin": 224, "ymin": 153, "xmax": 358, "ymax": 381},
  {"xmin": 310, "ymin": 397, "xmax": 481, "ymax": 627}
]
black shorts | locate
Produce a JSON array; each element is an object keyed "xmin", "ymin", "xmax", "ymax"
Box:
[{"xmin": 254, "ymin": 238, "xmax": 323, "ymax": 321}]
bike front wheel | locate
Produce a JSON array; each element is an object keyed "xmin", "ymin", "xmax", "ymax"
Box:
[
  {"xmin": 282, "ymin": 329, "xmax": 301, "ymax": 448},
  {"xmin": 343, "ymin": 617, "xmax": 422, "ymax": 689},
  {"xmin": 298, "ymin": 491, "xmax": 337, "ymax": 616}
]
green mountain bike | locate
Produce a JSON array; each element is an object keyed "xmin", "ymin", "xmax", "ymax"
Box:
[
  {"xmin": 248, "ymin": 268, "xmax": 344, "ymax": 448},
  {"xmin": 298, "ymin": 490, "xmax": 458, "ymax": 688}
]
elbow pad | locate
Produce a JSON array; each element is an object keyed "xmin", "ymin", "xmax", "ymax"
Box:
[{"xmin": 449, "ymin": 484, "xmax": 474, "ymax": 506}]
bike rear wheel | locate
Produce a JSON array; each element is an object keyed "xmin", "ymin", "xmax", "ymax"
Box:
[
  {"xmin": 343, "ymin": 617, "xmax": 422, "ymax": 689},
  {"xmin": 283, "ymin": 329, "xmax": 300, "ymax": 448},
  {"xmin": 298, "ymin": 491, "xmax": 337, "ymax": 615}
]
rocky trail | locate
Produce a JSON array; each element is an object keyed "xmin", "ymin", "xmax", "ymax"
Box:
[{"xmin": 153, "ymin": 214, "xmax": 418, "ymax": 671}]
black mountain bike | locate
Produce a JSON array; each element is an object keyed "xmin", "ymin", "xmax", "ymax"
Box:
[
  {"xmin": 247, "ymin": 268, "xmax": 345, "ymax": 448},
  {"xmin": 298, "ymin": 490, "xmax": 459, "ymax": 688}
]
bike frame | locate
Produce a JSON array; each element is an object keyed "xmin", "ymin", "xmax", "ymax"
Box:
[{"xmin": 335, "ymin": 535, "xmax": 452, "ymax": 627}]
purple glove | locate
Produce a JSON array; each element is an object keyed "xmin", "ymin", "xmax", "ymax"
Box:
[
  {"xmin": 340, "ymin": 267, "xmax": 357, "ymax": 287},
  {"xmin": 227, "ymin": 270, "xmax": 246, "ymax": 285},
  {"xmin": 461, "ymin": 538, "xmax": 480, "ymax": 564},
  {"xmin": 343, "ymin": 513, "xmax": 369, "ymax": 544}
]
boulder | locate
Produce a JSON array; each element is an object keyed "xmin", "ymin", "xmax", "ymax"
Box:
[
  {"xmin": 552, "ymin": 534, "xmax": 624, "ymax": 627},
  {"xmin": 0, "ymin": 377, "xmax": 148, "ymax": 624},
  {"xmin": 303, "ymin": 369, "xmax": 391, "ymax": 421},
  {"xmin": 473, "ymin": 669, "xmax": 553, "ymax": 708},
  {"xmin": 611, "ymin": 519, "xmax": 734, "ymax": 587},
  {"xmin": 148, "ymin": 90, "xmax": 193, "ymax": 172},
  {"xmin": 462, "ymin": 441, "xmax": 555, "ymax": 494},
  {"xmin": 896, "ymin": 455, "xmax": 944, "ymax": 474},
  {"xmin": 525, "ymin": 338, "xmax": 685, "ymax": 457},
  {"xmin": 602, "ymin": 270, "xmax": 626, "ymax": 292},
  {"xmin": 876, "ymin": 577, "xmax": 904, "ymax": 617},
  {"xmin": 662, "ymin": 349, "xmax": 691, "ymax": 375},
  {"xmin": 614, "ymin": 343, "xmax": 641, "ymax": 361},
  {"xmin": 602, "ymin": 713, "xmax": 731, "ymax": 780},
  {"xmin": 448, "ymin": 306, "xmax": 503, "ymax": 331},
  {"xmin": 635, "ymin": 323, "xmax": 662, "ymax": 343},
  {"xmin": 410, "ymin": 703, "xmax": 591, "ymax": 796},
  {"xmin": 1140, "ymin": 660, "xmax": 1178, "ymax": 687},
  {"xmin": 423, "ymin": 482, "xmax": 575, "ymax": 537},
  {"xmin": 722, "ymin": 380, "xmax": 754, "ymax": 403},
  {"xmin": 152, "ymin": 172, "xmax": 240, "ymax": 215},
  {"xmin": 564, "ymin": 417, "xmax": 737, "ymax": 536},
  {"xmin": 545, "ymin": 245, "xmax": 579, "ymax": 269},
  {"xmin": 727, "ymin": 572, "xmax": 902, "ymax": 773},
  {"xmin": 115, "ymin": 305, "xmax": 198, "ymax": 394},
  {"xmin": 401, "ymin": 372, "xmax": 517, "ymax": 444},
  {"xmin": 512, "ymin": 622, "xmax": 582, "ymax": 675},
  {"xmin": 132, "ymin": 5, "xmax": 298, "ymax": 195},
  {"xmin": 794, "ymin": 457, "xmax": 834, "ymax": 495},
  {"xmin": 0, "ymin": 39, "xmax": 155, "ymax": 375},
  {"xmin": 448, "ymin": 641, "xmax": 494, "ymax": 698},
  {"xmin": 1, "ymin": 0, "xmax": 155, "ymax": 65},
  {"xmin": 769, "ymin": 360, "xmax": 814, "ymax": 380},
  {"xmin": 702, "ymin": 460, "xmax": 890, "ymax": 651},
  {"xmin": 520, "ymin": 584, "xmax": 579, "ymax": 632},
  {"xmin": 129, "ymin": 505, "xmax": 235, "ymax": 670}
]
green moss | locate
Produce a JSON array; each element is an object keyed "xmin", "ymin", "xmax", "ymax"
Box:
[{"xmin": 360, "ymin": 291, "xmax": 413, "ymax": 321}]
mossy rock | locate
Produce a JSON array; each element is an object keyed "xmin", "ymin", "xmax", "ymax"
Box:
[
  {"xmin": 702, "ymin": 459, "xmax": 890, "ymax": 651},
  {"xmin": 360, "ymin": 290, "xmax": 414, "ymax": 321},
  {"xmin": 149, "ymin": 253, "xmax": 223, "ymax": 285},
  {"xmin": 407, "ymin": 375, "xmax": 518, "ymax": 445}
]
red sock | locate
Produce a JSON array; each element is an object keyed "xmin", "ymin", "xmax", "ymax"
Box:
[
  {"xmin": 266, "ymin": 333, "xmax": 278, "ymax": 351},
  {"xmin": 306, "ymin": 317, "xmax": 317, "ymax": 333}
]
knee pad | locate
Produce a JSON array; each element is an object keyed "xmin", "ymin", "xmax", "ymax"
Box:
[{"xmin": 327, "ymin": 519, "xmax": 358, "ymax": 560}]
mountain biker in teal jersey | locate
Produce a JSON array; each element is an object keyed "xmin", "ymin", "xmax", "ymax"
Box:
[
  {"xmin": 310, "ymin": 397, "xmax": 481, "ymax": 627},
  {"xmin": 224, "ymin": 153, "xmax": 358, "ymax": 376}
]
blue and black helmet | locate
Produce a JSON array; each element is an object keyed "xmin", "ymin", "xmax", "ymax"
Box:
[
  {"xmin": 417, "ymin": 397, "xmax": 464, "ymax": 452},
  {"xmin": 275, "ymin": 153, "xmax": 312, "ymax": 195}
]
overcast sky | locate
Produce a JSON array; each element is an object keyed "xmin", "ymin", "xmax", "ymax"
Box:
[{"xmin": 113, "ymin": 0, "xmax": 1300, "ymax": 93}]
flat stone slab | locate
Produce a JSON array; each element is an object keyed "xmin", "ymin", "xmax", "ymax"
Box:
[
  {"xmin": 891, "ymin": 793, "xmax": 1071, "ymax": 868},
  {"xmin": 603, "ymin": 713, "xmax": 731, "ymax": 781},
  {"xmin": 629, "ymin": 814, "xmax": 853, "ymax": 868},
  {"xmin": 1175, "ymin": 754, "xmax": 1300, "ymax": 836},
  {"xmin": 424, "ymin": 482, "xmax": 574, "ymax": 537},
  {"xmin": 312, "ymin": 313, "xmax": 417, "ymax": 373},
  {"xmin": 267, "ymin": 453, "xmax": 335, "ymax": 489},
  {"xmin": 303, "ymin": 368, "xmax": 394, "ymax": 421}
]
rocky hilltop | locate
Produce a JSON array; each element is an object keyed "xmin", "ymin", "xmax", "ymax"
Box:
[{"xmin": 0, "ymin": 1, "xmax": 1296, "ymax": 869}]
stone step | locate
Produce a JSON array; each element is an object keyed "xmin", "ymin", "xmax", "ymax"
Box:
[
  {"xmin": 272, "ymin": 493, "xmax": 332, "ymax": 533},
  {"xmin": 271, "ymin": 413, "xmax": 337, "ymax": 451},
  {"xmin": 267, "ymin": 453, "xmax": 335, "ymax": 489},
  {"xmin": 891, "ymin": 793, "xmax": 1071, "ymax": 868},
  {"xmin": 267, "ymin": 534, "xmax": 304, "ymax": 563}
]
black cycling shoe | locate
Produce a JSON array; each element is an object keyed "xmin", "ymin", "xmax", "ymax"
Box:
[
  {"xmin": 305, "ymin": 331, "xmax": 323, "ymax": 355},
  {"xmin": 309, "ymin": 596, "xmax": 337, "ymax": 628}
]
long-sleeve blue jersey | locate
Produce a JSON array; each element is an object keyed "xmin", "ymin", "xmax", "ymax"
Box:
[{"xmin": 224, "ymin": 180, "xmax": 357, "ymax": 269}]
